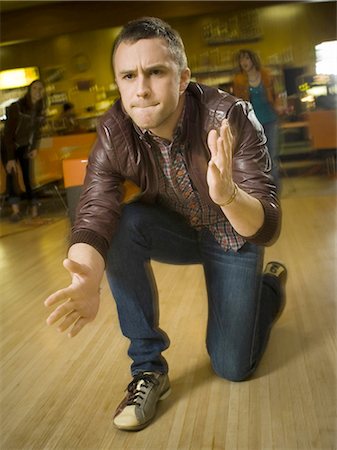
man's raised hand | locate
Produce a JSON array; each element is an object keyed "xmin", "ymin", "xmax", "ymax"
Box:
[{"xmin": 206, "ymin": 119, "xmax": 236, "ymax": 207}]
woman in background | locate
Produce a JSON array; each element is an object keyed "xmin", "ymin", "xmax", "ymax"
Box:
[
  {"xmin": 4, "ymin": 79, "xmax": 45, "ymax": 222},
  {"xmin": 233, "ymin": 49, "xmax": 285, "ymax": 191}
]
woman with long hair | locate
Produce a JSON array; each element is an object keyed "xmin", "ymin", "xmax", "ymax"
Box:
[
  {"xmin": 233, "ymin": 49, "xmax": 285, "ymax": 191},
  {"xmin": 4, "ymin": 79, "xmax": 45, "ymax": 221}
]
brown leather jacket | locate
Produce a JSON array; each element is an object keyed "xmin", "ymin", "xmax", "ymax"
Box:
[{"xmin": 71, "ymin": 82, "xmax": 281, "ymax": 262}]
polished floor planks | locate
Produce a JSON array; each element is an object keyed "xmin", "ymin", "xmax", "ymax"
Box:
[{"xmin": 1, "ymin": 177, "xmax": 336, "ymax": 449}]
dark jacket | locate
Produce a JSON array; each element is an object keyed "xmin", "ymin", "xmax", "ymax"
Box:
[
  {"xmin": 3, "ymin": 97, "xmax": 45, "ymax": 161},
  {"xmin": 71, "ymin": 82, "xmax": 281, "ymax": 262}
]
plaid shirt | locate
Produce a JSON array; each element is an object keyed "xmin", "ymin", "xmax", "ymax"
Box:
[{"xmin": 146, "ymin": 123, "xmax": 245, "ymax": 252}]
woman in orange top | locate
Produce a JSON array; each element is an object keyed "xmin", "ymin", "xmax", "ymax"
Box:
[{"xmin": 233, "ymin": 49, "xmax": 284, "ymax": 191}]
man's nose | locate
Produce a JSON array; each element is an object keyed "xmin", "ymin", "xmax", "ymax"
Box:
[{"xmin": 136, "ymin": 75, "xmax": 150, "ymax": 97}]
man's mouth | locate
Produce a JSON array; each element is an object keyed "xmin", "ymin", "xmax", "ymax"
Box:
[{"xmin": 132, "ymin": 104, "xmax": 159, "ymax": 109}]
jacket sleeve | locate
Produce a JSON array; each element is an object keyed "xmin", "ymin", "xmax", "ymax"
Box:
[
  {"xmin": 228, "ymin": 100, "xmax": 281, "ymax": 246},
  {"xmin": 69, "ymin": 120, "xmax": 125, "ymax": 263},
  {"xmin": 3, "ymin": 103, "xmax": 19, "ymax": 161}
]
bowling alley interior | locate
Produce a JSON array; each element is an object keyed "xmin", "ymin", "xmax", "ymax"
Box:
[{"xmin": 1, "ymin": 1, "xmax": 336, "ymax": 449}]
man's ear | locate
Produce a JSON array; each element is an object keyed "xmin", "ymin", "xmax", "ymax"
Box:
[{"xmin": 179, "ymin": 68, "xmax": 191, "ymax": 94}]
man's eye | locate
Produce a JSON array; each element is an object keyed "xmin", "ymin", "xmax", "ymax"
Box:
[
  {"xmin": 123, "ymin": 74, "xmax": 134, "ymax": 80},
  {"xmin": 150, "ymin": 69, "xmax": 162, "ymax": 76}
]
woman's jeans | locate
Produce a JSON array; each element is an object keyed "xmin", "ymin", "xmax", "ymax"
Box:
[
  {"xmin": 106, "ymin": 203, "xmax": 282, "ymax": 381},
  {"xmin": 8, "ymin": 146, "xmax": 37, "ymax": 206}
]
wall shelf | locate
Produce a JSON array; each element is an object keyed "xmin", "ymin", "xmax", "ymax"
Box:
[
  {"xmin": 192, "ymin": 68, "xmax": 233, "ymax": 77},
  {"xmin": 205, "ymin": 36, "xmax": 262, "ymax": 46}
]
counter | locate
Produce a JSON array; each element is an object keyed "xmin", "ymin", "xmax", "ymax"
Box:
[
  {"xmin": 280, "ymin": 110, "xmax": 337, "ymax": 156},
  {"xmin": 0, "ymin": 132, "xmax": 95, "ymax": 196},
  {"xmin": 32, "ymin": 132, "xmax": 96, "ymax": 189},
  {"xmin": 307, "ymin": 110, "xmax": 337, "ymax": 150}
]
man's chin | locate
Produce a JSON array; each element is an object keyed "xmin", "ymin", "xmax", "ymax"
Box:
[{"xmin": 131, "ymin": 116, "xmax": 157, "ymax": 130}]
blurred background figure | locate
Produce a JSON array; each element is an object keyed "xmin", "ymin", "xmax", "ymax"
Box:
[
  {"xmin": 233, "ymin": 49, "xmax": 286, "ymax": 191},
  {"xmin": 60, "ymin": 102, "xmax": 80, "ymax": 134},
  {"xmin": 3, "ymin": 79, "xmax": 46, "ymax": 222}
]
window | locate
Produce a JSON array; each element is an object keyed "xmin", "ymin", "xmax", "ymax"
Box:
[{"xmin": 315, "ymin": 41, "xmax": 337, "ymax": 75}]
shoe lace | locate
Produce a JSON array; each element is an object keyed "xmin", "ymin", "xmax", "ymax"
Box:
[{"xmin": 125, "ymin": 373, "xmax": 159, "ymax": 407}]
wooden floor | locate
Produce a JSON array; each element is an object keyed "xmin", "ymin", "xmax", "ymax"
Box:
[{"xmin": 1, "ymin": 176, "xmax": 336, "ymax": 450}]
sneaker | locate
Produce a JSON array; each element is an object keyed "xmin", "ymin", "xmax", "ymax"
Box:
[
  {"xmin": 264, "ymin": 261, "xmax": 287, "ymax": 322},
  {"xmin": 113, "ymin": 372, "xmax": 171, "ymax": 431},
  {"xmin": 264, "ymin": 261, "xmax": 287, "ymax": 281}
]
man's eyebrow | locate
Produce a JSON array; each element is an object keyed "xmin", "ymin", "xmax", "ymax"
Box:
[
  {"xmin": 118, "ymin": 69, "xmax": 135, "ymax": 76},
  {"xmin": 118, "ymin": 63, "xmax": 169, "ymax": 75},
  {"xmin": 145, "ymin": 63, "xmax": 169, "ymax": 71}
]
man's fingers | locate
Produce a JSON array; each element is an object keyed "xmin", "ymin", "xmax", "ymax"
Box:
[
  {"xmin": 208, "ymin": 122, "xmax": 233, "ymax": 172},
  {"xmin": 220, "ymin": 118, "xmax": 232, "ymax": 138},
  {"xmin": 57, "ymin": 310, "xmax": 80, "ymax": 332},
  {"xmin": 216, "ymin": 136, "xmax": 227, "ymax": 169},
  {"xmin": 46, "ymin": 301, "xmax": 74, "ymax": 326},
  {"xmin": 220, "ymin": 120, "xmax": 234, "ymax": 157},
  {"xmin": 207, "ymin": 129, "xmax": 219, "ymax": 159},
  {"xmin": 207, "ymin": 159, "xmax": 220, "ymax": 177},
  {"xmin": 68, "ymin": 317, "xmax": 90, "ymax": 338},
  {"xmin": 44, "ymin": 286, "xmax": 73, "ymax": 307}
]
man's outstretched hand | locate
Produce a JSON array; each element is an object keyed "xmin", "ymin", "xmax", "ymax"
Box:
[{"xmin": 44, "ymin": 258, "xmax": 101, "ymax": 338}]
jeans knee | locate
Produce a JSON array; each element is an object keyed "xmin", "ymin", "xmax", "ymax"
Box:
[{"xmin": 209, "ymin": 351, "xmax": 252, "ymax": 382}]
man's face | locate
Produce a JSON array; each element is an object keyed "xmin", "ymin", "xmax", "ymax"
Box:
[{"xmin": 113, "ymin": 38, "xmax": 190, "ymax": 140}]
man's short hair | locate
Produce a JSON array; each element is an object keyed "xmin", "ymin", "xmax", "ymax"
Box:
[{"xmin": 112, "ymin": 17, "xmax": 188, "ymax": 72}]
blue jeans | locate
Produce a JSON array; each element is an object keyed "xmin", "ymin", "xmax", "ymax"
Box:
[
  {"xmin": 8, "ymin": 146, "xmax": 38, "ymax": 206},
  {"xmin": 106, "ymin": 203, "xmax": 282, "ymax": 381}
]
